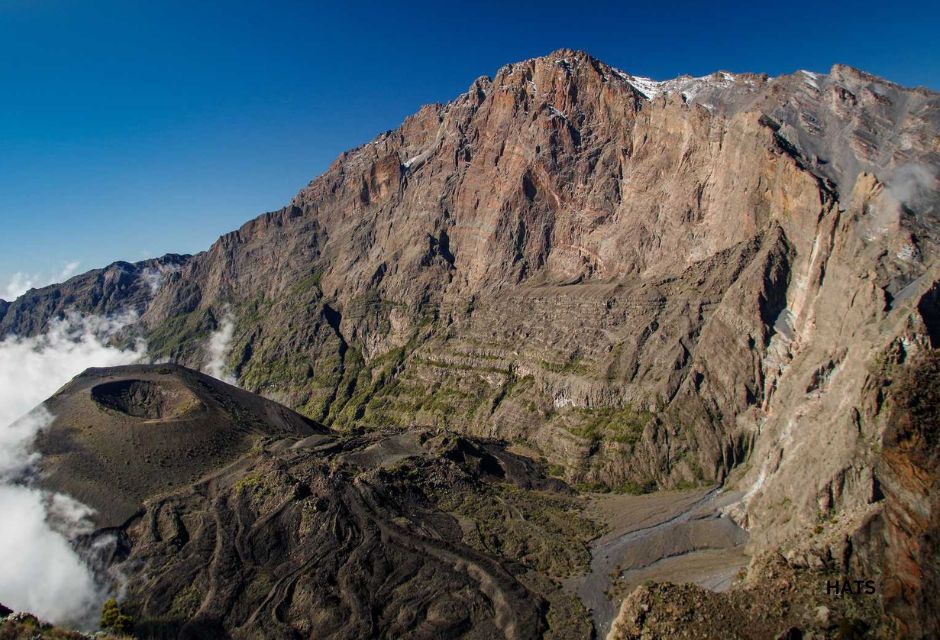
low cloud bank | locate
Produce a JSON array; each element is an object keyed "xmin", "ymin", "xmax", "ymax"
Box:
[
  {"xmin": 0, "ymin": 485, "xmax": 103, "ymax": 624},
  {"xmin": 0, "ymin": 312, "xmax": 144, "ymax": 624}
]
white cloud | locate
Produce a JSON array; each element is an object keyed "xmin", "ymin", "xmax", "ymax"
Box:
[
  {"xmin": 888, "ymin": 163, "xmax": 937, "ymax": 206},
  {"xmin": 204, "ymin": 310, "xmax": 238, "ymax": 386},
  {"xmin": 2, "ymin": 261, "xmax": 81, "ymax": 301},
  {"xmin": 0, "ymin": 485, "xmax": 105, "ymax": 624},
  {"xmin": 0, "ymin": 312, "xmax": 145, "ymax": 625},
  {"xmin": 0, "ymin": 311, "xmax": 144, "ymax": 432},
  {"xmin": 139, "ymin": 263, "xmax": 182, "ymax": 295}
]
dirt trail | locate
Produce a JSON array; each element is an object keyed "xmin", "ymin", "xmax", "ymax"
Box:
[{"xmin": 567, "ymin": 487, "xmax": 748, "ymax": 638}]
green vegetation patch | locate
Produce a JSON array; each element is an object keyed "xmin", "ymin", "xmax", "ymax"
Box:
[
  {"xmin": 562, "ymin": 404, "xmax": 653, "ymax": 445},
  {"xmin": 146, "ymin": 309, "xmax": 216, "ymax": 361},
  {"xmin": 412, "ymin": 356, "xmax": 508, "ymax": 375},
  {"xmin": 543, "ymin": 586, "xmax": 594, "ymax": 640},
  {"xmin": 100, "ymin": 598, "xmax": 135, "ymax": 635},
  {"xmin": 290, "ymin": 271, "xmax": 322, "ymax": 296},
  {"xmin": 234, "ymin": 473, "xmax": 264, "ymax": 495},
  {"xmin": 169, "ymin": 585, "xmax": 203, "ymax": 620},
  {"xmin": 539, "ymin": 355, "xmax": 590, "ymax": 375},
  {"xmin": 573, "ymin": 478, "xmax": 657, "ymax": 494},
  {"xmin": 431, "ymin": 483, "xmax": 600, "ymax": 578}
]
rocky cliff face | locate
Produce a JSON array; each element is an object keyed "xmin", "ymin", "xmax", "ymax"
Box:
[
  {"xmin": 4, "ymin": 49, "xmax": 938, "ymax": 634},
  {"xmin": 0, "ymin": 254, "xmax": 190, "ymax": 337}
]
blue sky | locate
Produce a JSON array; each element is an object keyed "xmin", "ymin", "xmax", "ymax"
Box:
[{"xmin": 1, "ymin": 0, "xmax": 938, "ymax": 298}]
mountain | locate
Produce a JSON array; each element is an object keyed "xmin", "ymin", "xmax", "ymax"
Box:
[
  {"xmin": 0, "ymin": 254, "xmax": 190, "ymax": 337},
  {"xmin": 4, "ymin": 49, "xmax": 939, "ymax": 636}
]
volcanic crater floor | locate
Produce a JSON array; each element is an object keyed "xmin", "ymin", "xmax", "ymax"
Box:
[{"xmin": 35, "ymin": 365, "xmax": 750, "ymax": 639}]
